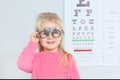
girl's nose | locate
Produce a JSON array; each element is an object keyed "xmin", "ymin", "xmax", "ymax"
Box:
[{"xmin": 47, "ymin": 33, "xmax": 53, "ymax": 39}]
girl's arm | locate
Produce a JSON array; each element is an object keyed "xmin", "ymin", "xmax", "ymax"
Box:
[
  {"xmin": 17, "ymin": 41, "xmax": 38, "ymax": 73},
  {"xmin": 17, "ymin": 32, "xmax": 39, "ymax": 73},
  {"xmin": 71, "ymin": 57, "xmax": 80, "ymax": 79}
]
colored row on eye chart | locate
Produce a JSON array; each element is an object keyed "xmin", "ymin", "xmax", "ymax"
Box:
[{"xmin": 64, "ymin": 0, "xmax": 120, "ymax": 66}]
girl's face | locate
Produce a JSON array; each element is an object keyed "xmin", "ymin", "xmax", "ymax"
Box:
[{"xmin": 39, "ymin": 21, "xmax": 63, "ymax": 52}]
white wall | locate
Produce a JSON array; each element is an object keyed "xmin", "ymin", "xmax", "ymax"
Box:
[
  {"xmin": 0, "ymin": 0, "xmax": 63, "ymax": 79},
  {"xmin": 0, "ymin": 0, "xmax": 120, "ymax": 79}
]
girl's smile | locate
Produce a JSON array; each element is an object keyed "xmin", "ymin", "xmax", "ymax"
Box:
[{"xmin": 46, "ymin": 40, "xmax": 55, "ymax": 44}]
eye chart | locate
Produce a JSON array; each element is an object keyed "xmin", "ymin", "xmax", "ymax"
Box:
[{"xmin": 64, "ymin": 0, "xmax": 120, "ymax": 66}]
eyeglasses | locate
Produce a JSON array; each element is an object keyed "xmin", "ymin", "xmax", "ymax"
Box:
[{"xmin": 36, "ymin": 27, "xmax": 64, "ymax": 38}]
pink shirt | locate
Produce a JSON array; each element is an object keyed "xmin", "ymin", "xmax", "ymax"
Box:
[{"xmin": 17, "ymin": 41, "xmax": 80, "ymax": 79}]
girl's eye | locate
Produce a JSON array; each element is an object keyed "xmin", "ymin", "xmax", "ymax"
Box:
[
  {"xmin": 43, "ymin": 32, "xmax": 48, "ymax": 35},
  {"xmin": 39, "ymin": 30, "xmax": 49, "ymax": 38},
  {"xmin": 52, "ymin": 30, "xmax": 61, "ymax": 38}
]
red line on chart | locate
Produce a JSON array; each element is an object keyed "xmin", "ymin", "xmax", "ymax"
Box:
[{"xmin": 74, "ymin": 49, "xmax": 92, "ymax": 52}]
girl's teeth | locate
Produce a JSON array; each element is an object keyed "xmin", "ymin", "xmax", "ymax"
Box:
[{"xmin": 47, "ymin": 42, "xmax": 54, "ymax": 44}]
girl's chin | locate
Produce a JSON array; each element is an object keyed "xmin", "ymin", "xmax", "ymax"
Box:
[
  {"xmin": 45, "ymin": 48, "xmax": 56, "ymax": 50},
  {"xmin": 44, "ymin": 47, "xmax": 58, "ymax": 51}
]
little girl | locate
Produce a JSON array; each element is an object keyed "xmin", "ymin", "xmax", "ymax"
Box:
[{"xmin": 17, "ymin": 12, "xmax": 80, "ymax": 79}]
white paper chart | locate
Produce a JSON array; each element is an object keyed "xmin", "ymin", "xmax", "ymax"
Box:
[{"xmin": 64, "ymin": 0, "xmax": 120, "ymax": 66}]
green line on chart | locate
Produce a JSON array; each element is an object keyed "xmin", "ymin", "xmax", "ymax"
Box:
[{"xmin": 72, "ymin": 39, "xmax": 95, "ymax": 42}]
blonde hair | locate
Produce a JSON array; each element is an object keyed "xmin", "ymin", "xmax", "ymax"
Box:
[{"xmin": 35, "ymin": 12, "xmax": 72, "ymax": 67}]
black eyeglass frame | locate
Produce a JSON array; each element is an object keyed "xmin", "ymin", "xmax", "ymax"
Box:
[{"xmin": 36, "ymin": 27, "xmax": 64, "ymax": 38}]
